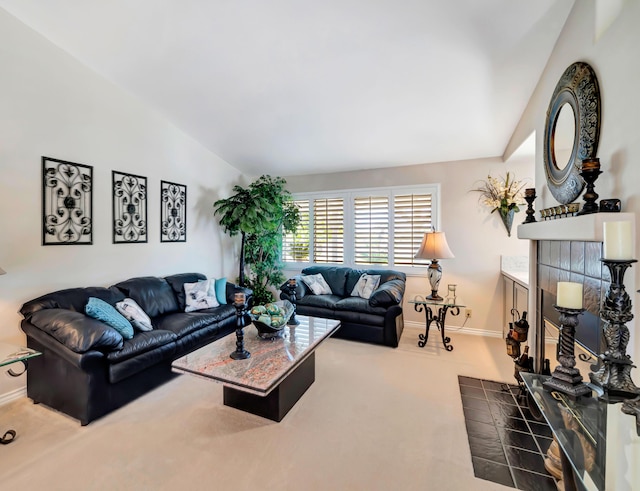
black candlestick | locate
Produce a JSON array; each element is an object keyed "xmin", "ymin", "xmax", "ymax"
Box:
[
  {"xmin": 285, "ymin": 279, "xmax": 300, "ymax": 326},
  {"xmin": 543, "ymin": 306, "xmax": 592, "ymax": 399},
  {"xmin": 577, "ymin": 160, "xmax": 602, "ymax": 215},
  {"xmin": 589, "ymin": 259, "xmax": 639, "ymax": 401},
  {"xmin": 523, "ymin": 188, "xmax": 537, "ymax": 224},
  {"xmin": 230, "ymin": 292, "xmax": 251, "ymax": 360}
]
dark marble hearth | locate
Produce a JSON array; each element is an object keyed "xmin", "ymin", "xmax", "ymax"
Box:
[{"xmin": 459, "ymin": 376, "xmax": 558, "ymax": 490}]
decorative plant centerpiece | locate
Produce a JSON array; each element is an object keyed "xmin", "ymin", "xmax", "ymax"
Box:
[
  {"xmin": 472, "ymin": 172, "xmax": 526, "ymax": 236},
  {"xmin": 214, "ymin": 175, "xmax": 300, "ymax": 305}
]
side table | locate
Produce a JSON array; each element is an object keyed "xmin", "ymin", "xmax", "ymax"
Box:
[
  {"xmin": 0, "ymin": 343, "xmax": 41, "ymax": 444},
  {"xmin": 409, "ymin": 299, "xmax": 464, "ymax": 351}
]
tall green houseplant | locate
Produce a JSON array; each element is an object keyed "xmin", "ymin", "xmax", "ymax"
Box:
[{"xmin": 213, "ymin": 175, "xmax": 300, "ymax": 305}]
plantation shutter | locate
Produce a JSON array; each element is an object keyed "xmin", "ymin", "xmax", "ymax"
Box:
[
  {"xmin": 393, "ymin": 193, "xmax": 433, "ymax": 266},
  {"xmin": 313, "ymin": 198, "xmax": 344, "ymax": 263},
  {"xmin": 354, "ymin": 195, "xmax": 389, "ymax": 265},
  {"xmin": 282, "ymin": 200, "xmax": 310, "ymax": 262}
]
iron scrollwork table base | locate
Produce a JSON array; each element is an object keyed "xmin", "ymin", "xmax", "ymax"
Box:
[
  {"xmin": 411, "ymin": 300, "xmax": 463, "ymax": 352},
  {"xmin": 1, "ymin": 345, "xmax": 42, "ymax": 444}
]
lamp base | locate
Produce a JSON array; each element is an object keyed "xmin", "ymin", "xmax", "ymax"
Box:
[{"xmin": 427, "ymin": 291, "xmax": 443, "ymax": 301}]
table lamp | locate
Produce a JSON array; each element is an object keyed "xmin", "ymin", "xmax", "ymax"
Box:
[{"xmin": 414, "ymin": 231, "xmax": 455, "ymax": 300}]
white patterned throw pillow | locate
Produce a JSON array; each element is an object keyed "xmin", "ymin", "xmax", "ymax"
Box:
[
  {"xmin": 184, "ymin": 280, "xmax": 220, "ymax": 312},
  {"xmin": 301, "ymin": 273, "xmax": 333, "ymax": 295},
  {"xmin": 351, "ymin": 274, "xmax": 381, "ymax": 300},
  {"xmin": 116, "ymin": 298, "xmax": 153, "ymax": 331}
]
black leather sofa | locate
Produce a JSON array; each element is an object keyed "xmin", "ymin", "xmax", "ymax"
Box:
[
  {"xmin": 280, "ymin": 266, "xmax": 405, "ymax": 348},
  {"xmin": 19, "ymin": 273, "xmax": 251, "ymax": 425}
]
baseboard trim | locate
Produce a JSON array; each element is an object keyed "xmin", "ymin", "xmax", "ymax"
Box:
[
  {"xmin": 404, "ymin": 320, "xmax": 502, "ymax": 338},
  {"xmin": 0, "ymin": 386, "xmax": 26, "ymax": 407}
]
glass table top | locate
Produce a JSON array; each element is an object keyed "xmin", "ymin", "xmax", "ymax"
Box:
[
  {"xmin": 0, "ymin": 342, "xmax": 41, "ymax": 368},
  {"xmin": 409, "ymin": 297, "xmax": 465, "ymax": 308}
]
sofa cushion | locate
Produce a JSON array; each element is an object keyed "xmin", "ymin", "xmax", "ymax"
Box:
[
  {"xmin": 85, "ymin": 297, "xmax": 134, "ymax": 340},
  {"xmin": 335, "ymin": 297, "xmax": 387, "ymax": 315},
  {"xmin": 301, "ymin": 273, "xmax": 333, "ymax": 295},
  {"xmin": 350, "ymin": 274, "xmax": 381, "ymax": 299},
  {"xmin": 112, "ymin": 276, "xmax": 179, "ymax": 317},
  {"xmin": 20, "ymin": 286, "xmax": 125, "ymax": 318},
  {"xmin": 297, "ymin": 294, "xmax": 342, "ymax": 310},
  {"xmin": 301, "ymin": 266, "xmax": 351, "ymax": 297},
  {"xmin": 369, "ymin": 279, "xmax": 405, "ymax": 308},
  {"xmin": 108, "ymin": 340, "xmax": 177, "ymax": 384},
  {"xmin": 164, "ymin": 273, "xmax": 207, "ymax": 311},
  {"xmin": 184, "ymin": 280, "xmax": 219, "ymax": 312},
  {"xmin": 209, "ymin": 277, "xmax": 228, "ymax": 305},
  {"xmin": 106, "ymin": 330, "xmax": 177, "ymax": 363},
  {"xmin": 345, "ymin": 269, "xmax": 407, "ymax": 294},
  {"xmin": 116, "ymin": 298, "xmax": 153, "ymax": 331},
  {"xmin": 28, "ymin": 308, "xmax": 124, "ymax": 353},
  {"xmin": 154, "ymin": 305, "xmax": 236, "ymax": 338}
]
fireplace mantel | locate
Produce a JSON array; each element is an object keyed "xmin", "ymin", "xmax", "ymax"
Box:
[{"xmin": 517, "ymin": 212, "xmax": 635, "ymax": 241}]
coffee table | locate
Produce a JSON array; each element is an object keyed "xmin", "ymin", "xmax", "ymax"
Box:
[{"xmin": 172, "ymin": 315, "xmax": 340, "ymax": 422}]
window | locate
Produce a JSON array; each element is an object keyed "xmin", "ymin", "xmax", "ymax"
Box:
[
  {"xmin": 283, "ymin": 185, "xmax": 438, "ymax": 270},
  {"xmin": 281, "ymin": 200, "xmax": 309, "ymax": 262},
  {"xmin": 313, "ymin": 198, "xmax": 344, "ymax": 263},
  {"xmin": 354, "ymin": 195, "xmax": 389, "ymax": 265}
]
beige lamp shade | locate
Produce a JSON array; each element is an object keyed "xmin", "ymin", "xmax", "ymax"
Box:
[{"xmin": 414, "ymin": 231, "xmax": 455, "ymax": 260}]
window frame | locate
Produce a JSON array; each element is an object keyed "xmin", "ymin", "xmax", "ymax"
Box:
[{"xmin": 282, "ymin": 184, "xmax": 441, "ymax": 275}]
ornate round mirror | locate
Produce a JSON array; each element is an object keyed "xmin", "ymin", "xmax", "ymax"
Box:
[{"xmin": 543, "ymin": 62, "xmax": 601, "ymax": 204}]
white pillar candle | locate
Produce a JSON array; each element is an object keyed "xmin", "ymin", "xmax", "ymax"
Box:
[
  {"xmin": 603, "ymin": 221, "xmax": 633, "ymax": 260},
  {"xmin": 556, "ymin": 282, "xmax": 583, "ymax": 309}
]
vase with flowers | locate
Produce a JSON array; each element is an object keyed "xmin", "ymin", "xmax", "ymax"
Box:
[{"xmin": 472, "ymin": 172, "xmax": 526, "ymax": 237}]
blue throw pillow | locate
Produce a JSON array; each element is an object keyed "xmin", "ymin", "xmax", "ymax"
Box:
[
  {"xmin": 214, "ymin": 277, "xmax": 227, "ymax": 305},
  {"xmin": 207, "ymin": 277, "xmax": 227, "ymax": 305},
  {"xmin": 85, "ymin": 297, "xmax": 134, "ymax": 340}
]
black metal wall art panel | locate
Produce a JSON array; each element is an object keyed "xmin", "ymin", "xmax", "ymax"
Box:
[
  {"xmin": 42, "ymin": 156, "xmax": 93, "ymax": 245},
  {"xmin": 160, "ymin": 180, "xmax": 187, "ymax": 242},
  {"xmin": 113, "ymin": 171, "xmax": 148, "ymax": 244}
]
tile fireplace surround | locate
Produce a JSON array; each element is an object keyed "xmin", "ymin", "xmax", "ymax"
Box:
[
  {"xmin": 517, "ymin": 212, "xmax": 636, "ymax": 372},
  {"xmin": 517, "ymin": 212, "xmax": 639, "ymax": 491}
]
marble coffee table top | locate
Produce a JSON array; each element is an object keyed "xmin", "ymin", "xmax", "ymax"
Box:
[{"xmin": 172, "ymin": 316, "xmax": 340, "ymax": 395}]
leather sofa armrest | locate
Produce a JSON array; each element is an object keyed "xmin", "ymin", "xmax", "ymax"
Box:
[
  {"xmin": 369, "ymin": 279, "xmax": 405, "ymax": 308},
  {"xmin": 25, "ymin": 308, "xmax": 124, "ymax": 354},
  {"xmin": 22, "ymin": 321, "xmax": 106, "ymax": 370}
]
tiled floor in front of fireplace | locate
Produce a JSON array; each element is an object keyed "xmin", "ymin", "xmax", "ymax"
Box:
[{"xmin": 458, "ymin": 376, "xmax": 558, "ymax": 490}]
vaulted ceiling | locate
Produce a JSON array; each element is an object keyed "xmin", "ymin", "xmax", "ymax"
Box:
[{"xmin": 0, "ymin": 0, "xmax": 575, "ymax": 176}]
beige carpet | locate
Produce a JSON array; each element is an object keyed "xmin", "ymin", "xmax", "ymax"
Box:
[{"xmin": 0, "ymin": 327, "xmax": 516, "ymax": 490}]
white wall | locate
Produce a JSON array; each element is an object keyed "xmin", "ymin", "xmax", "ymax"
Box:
[
  {"xmin": 0, "ymin": 10, "xmax": 243, "ymax": 395},
  {"xmin": 508, "ymin": 1, "xmax": 640, "ymax": 487},
  {"xmin": 284, "ymin": 155, "xmax": 534, "ymax": 335}
]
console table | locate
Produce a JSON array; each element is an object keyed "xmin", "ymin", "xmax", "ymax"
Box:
[
  {"xmin": 409, "ymin": 298, "xmax": 464, "ymax": 351},
  {"xmin": 0, "ymin": 342, "xmax": 41, "ymax": 444},
  {"xmin": 522, "ymin": 373, "xmax": 606, "ymax": 490}
]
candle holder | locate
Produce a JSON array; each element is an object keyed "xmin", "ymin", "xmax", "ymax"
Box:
[
  {"xmin": 285, "ymin": 279, "xmax": 300, "ymax": 326},
  {"xmin": 543, "ymin": 306, "xmax": 592, "ymax": 399},
  {"xmin": 230, "ymin": 292, "xmax": 251, "ymax": 360},
  {"xmin": 523, "ymin": 188, "xmax": 537, "ymax": 224},
  {"xmin": 577, "ymin": 159, "xmax": 602, "ymax": 215},
  {"xmin": 589, "ymin": 259, "xmax": 640, "ymax": 401}
]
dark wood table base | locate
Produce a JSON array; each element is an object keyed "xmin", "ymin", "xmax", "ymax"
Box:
[{"xmin": 223, "ymin": 353, "xmax": 316, "ymax": 422}]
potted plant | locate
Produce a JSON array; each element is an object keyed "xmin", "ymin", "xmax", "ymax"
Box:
[{"xmin": 214, "ymin": 175, "xmax": 300, "ymax": 304}]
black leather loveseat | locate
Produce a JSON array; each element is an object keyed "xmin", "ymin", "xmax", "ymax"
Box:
[
  {"xmin": 19, "ymin": 273, "xmax": 251, "ymax": 425},
  {"xmin": 280, "ymin": 266, "xmax": 405, "ymax": 348}
]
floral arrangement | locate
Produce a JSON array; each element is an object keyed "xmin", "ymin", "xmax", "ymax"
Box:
[
  {"xmin": 473, "ymin": 172, "xmax": 526, "ymax": 215},
  {"xmin": 472, "ymin": 172, "xmax": 526, "ymax": 236}
]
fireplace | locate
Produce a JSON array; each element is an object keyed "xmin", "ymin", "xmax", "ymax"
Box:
[{"xmin": 516, "ymin": 213, "xmax": 636, "ymax": 373}]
